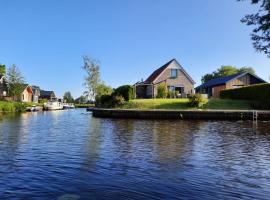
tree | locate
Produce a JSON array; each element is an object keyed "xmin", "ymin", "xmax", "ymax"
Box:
[
  {"xmin": 239, "ymin": 0, "xmax": 270, "ymax": 57},
  {"xmin": 82, "ymin": 56, "xmax": 101, "ymax": 101},
  {"xmin": 6, "ymin": 64, "xmax": 25, "ymax": 99},
  {"xmin": 63, "ymin": 91, "xmax": 74, "ymax": 103},
  {"xmin": 201, "ymin": 65, "xmax": 256, "ymax": 82},
  {"xmin": 75, "ymin": 95, "xmax": 87, "ymax": 104},
  {"xmin": 0, "ymin": 64, "xmax": 6, "ymax": 75},
  {"xmin": 96, "ymin": 83, "xmax": 113, "ymax": 98}
]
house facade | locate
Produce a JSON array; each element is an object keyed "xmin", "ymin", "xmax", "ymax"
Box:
[
  {"xmin": 196, "ymin": 72, "xmax": 266, "ymax": 98},
  {"xmin": 0, "ymin": 75, "xmax": 8, "ymax": 99},
  {"xmin": 13, "ymin": 84, "xmax": 33, "ymax": 102},
  {"xmin": 135, "ymin": 59, "xmax": 195, "ymax": 98},
  {"xmin": 32, "ymin": 86, "xmax": 41, "ymax": 103}
]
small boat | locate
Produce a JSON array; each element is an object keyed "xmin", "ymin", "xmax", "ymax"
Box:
[
  {"xmin": 63, "ymin": 103, "xmax": 75, "ymax": 109},
  {"xmin": 26, "ymin": 105, "xmax": 42, "ymax": 112},
  {"xmin": 44, "ymin": 98, "xmax": 64, "ymax": 111}
]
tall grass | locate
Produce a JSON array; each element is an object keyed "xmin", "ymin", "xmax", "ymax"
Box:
[{"xmin": 0, "ymin": 101, "xmax": 27, "ymax": 113}]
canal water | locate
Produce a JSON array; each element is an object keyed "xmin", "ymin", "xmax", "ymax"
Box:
[{"xmin": 0, "ymin": 109, "xmax": 270, "ymax": 200}]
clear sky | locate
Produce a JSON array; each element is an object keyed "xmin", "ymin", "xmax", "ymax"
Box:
[{"xmin": 0, "ymin": 0, "xmax": 269, "ymax": 98}]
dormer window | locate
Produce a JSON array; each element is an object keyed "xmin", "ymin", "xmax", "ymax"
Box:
[{"xmin": 171, "ymin": 69, "xmax": 177, "ymax": 78}]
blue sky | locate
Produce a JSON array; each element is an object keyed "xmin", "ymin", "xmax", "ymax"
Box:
[{"xmin": 0, "ymin": 0, "xmax": 269, "ymax": 98}]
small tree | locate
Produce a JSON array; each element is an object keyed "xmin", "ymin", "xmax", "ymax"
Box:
[
  {"xmin": 113, "ymin": 85, "xmax": 134, "ymax": 101},
  {"xmin": 0, "ymin": 64, "xmax": 6, "ymax": 75},
  {"xmin": 96, "ymin": 83, "xmax": 113, "ymax": 98},
  {"xmin": 63, "ymin": 91, "xmax": 74, "ymax": 103},
  {"xmin": 6, "ymin": 65, "xmax": 25, "ymax": 100},
  {"xmin": 156, "ymin": 82, "xmax": 167, "ymax": 98},
  {"xmin": 82, "ymin": 56, "xmax": 101, "ymax": 101}
]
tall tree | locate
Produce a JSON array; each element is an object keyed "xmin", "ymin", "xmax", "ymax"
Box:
[
  {"xmin": 239, "ymin": 0, "xmax": 270, "ymax": 57},
  {"xmin": 201, "ymin": 65, "xmax": 256, "ymax": 82},
  {"xmin": 6, "ymin": 64, "xmax": 25, "ymax": 98},
  {"xmin": 82, "ymin": 56, "xmax": 101, "ymax": 101},
  {"xmin": 63, "ymin": 91, "xmax": 74, "ymax": 103},
  {"xmin": 0, "ymin": 64, "xmax": 6, "ymax": 75}
]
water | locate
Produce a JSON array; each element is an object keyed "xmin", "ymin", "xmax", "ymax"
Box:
[{"xmin": 0, "ymin": 109, "xmax": 270, "ymax": 200}]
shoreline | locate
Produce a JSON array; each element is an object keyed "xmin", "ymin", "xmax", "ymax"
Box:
[{"xmin": 92, "ymin": 108, "xmax": 270, "ymax": 120}]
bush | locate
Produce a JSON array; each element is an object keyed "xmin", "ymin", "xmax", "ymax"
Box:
[
  {"xmin": 220, "ymin": 83, "xmax": 270, "ymax": 101},
  {"xmin": 0, "ymin": 101, "xmax": 26, "ymax": 112},
  {"xmin": 113, "ymin": 85, "xmax": 134, "ymax": 101},
  {"xmin": 156, "ymin": 82, "xmax": 167, "ymax": 98},
  {"xmin": 188, "ymin": 94, "xmax": 207, "ymax": 107},
  {"xmin": 96, "ymin": 94, "xmax": 125, "ymax": 108}
]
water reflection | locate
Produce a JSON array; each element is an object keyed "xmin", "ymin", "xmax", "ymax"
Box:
[{"xmin": 0, "ymin": 110, "xmax": 270, "ymax": 199}]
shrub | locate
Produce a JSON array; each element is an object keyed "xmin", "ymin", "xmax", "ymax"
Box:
[
  {"xmin": 188, "ymin": 94, "xmax": 207, "ymax": 107},
  {"xmin": 156, "ymin": 82, "xmax": 167, "ymax": 98},
  {"xmin": 96, "ymin": 94, "xmax": 125, "ymax": 108},
  {"xmin": 113, "ymin": 85, "xmax": 134, "ymax": 101},
  {"xmin": 220, "ymin": 83, "xmax": 270, "ymax": 101}
]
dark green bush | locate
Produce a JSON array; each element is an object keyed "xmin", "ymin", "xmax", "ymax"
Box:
[
  {"xmin": 156, "ymin": 82, "xmax": 167, "ymax": 98},
  {"xmin": 220, "ymin": 83, "xmax": 270, "ymax": 101},
  {"xmin": 96, "ymin": 94, "xmax": 125, "ymax": 108},
  {"xmin": 188, "ymin": 94, "xmax": 207, "ymax": 107},
  {"xmin": 113, "ymin": 85, "xmax": 134, "ymax": 101}
]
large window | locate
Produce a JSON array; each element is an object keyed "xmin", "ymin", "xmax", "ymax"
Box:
[{"xmin": 171, "ymin": 69, "xmax": 177, "ymax": 78}]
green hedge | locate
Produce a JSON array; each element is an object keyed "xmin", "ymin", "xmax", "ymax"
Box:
[
  {"xmin": 220, "ymin": 83, "xmax": 270, "ymax": 101},
  {"xmin": 0, "ymin": 101, "xmax": 27, "ymax": 112},
  {"xmin": 113, "ymin": 85, "xmax": 134, "ymax": 101}
]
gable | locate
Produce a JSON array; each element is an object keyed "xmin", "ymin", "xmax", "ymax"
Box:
[{"xmin": 144, "ymin": 59, "xmax": 195, "ymax": 85}]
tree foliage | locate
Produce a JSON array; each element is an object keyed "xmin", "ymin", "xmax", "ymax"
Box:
[
  {"xmin": 239, "ymin": 0, "xmax": 270, "ymax": 57},
  {"xmin": 0, "ymin": 64, "xmax": 6, "ymax": 75},
  {"xmin": 156, "ymin": 82, "xmax": 168, "ymax": 98},
  {"xmin": 201, "ymin": 65, "xmax": 256, "ymax": 82},
  {"xmin": 63, "ymin": 91, "xmax": 74, "ymax": 103},
  {"xmin": 82, "ymin": 56, "xmax": 101, "ymax": 101},
  {"xmin": 96, "ymin": 83, "xmax": 113, "ymax": 99},
  {"xmin": 6, "ymin": 65, "xmax": 25, "ymax": 98}
]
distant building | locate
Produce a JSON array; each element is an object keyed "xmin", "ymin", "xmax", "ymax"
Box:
[
  {"xmin": 0, "ymin": 75, "xmax": 8, "ymax": 99},
  {"xmin": 40, "ymin": 90, "xmax": 56, "ymax": 100},
  {"xmin": 32, "ymin": 86, "xmax": 41, "ymax": 103},
  {"xmin": 196, "ymin": 72, "xmax": 266, "ymax": 98},
  {"xmin": 135, "ymin": 59, "xmax": 195, "ymax": 98},
  {"xmin": 13, "ymin": 84, "xmax": 33, "ymax": 102}
]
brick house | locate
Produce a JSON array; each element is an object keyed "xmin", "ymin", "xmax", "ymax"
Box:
[
  {"xmin": 196, "ymin": 72, "xmax": 266, "ymax": 98},
  {"xmin": 135, "ymin": 59, "xmax": 195, "ymax": 98}
]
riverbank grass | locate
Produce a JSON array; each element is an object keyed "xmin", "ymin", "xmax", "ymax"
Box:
[
  {"xmin": 0, "ymin": 101, "xmax": 27, "ymax": 112},
  {"xmin": 118, "ymin": 98, "xmax": 253, "ymax": 110}
]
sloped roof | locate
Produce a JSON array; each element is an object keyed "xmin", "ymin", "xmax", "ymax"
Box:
[
  {"xmin": 144, "ymin": 59, "xmax": 175, "ymax": 83},
  {"xmin": 18, "ymin": 84, "xmax": 32, "ymax": 93},
  {"xmin": 143, "ymin": 58, "xmax": 195, "ymax": 84},
  {"xmin": 196, "ymin": 72, "xmax": 266, "ymax": 89},
  {"xmin": 40, "ymin": 90, "xmax": 55, "ymax": 98}
]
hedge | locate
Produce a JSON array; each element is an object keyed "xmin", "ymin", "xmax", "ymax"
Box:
[
  {"xmin": 220, "ymin": 83, "xmax": 270, "ymax": 101},
  {"xmin": 113, "ymin": 85, "xmax": 134, "ymax": 101}
]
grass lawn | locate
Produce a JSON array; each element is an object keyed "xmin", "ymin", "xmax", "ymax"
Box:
[{"xmin": 118, "ymin": 98, "xmax": 253, "ymax": 110}]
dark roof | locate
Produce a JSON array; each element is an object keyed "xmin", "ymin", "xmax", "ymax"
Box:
[
  {"xmin": 144, "ymin": 59, "xmax": 175, "ymax": 83},
  {"xmin": 196, "ymin": 72, "xmax": 266, "ymax": 89},
  {"xmin": 40, "ymin": 90, "xmax": 55, "ymax": 97}
]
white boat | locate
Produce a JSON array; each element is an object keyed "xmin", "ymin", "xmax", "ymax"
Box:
[
  {"xmin": 26, "ymin": 105, "xmax": 43, "ymax": 112},
  {"xmin": 63, "ymin": 103, "xmax": 75, "ymax": 109},
  {"xmin": 44, "ymin": 98, "xmax": 64, "ymax": 110}
]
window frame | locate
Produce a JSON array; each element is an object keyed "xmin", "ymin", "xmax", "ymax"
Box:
[{"xmin": 170, "ymin": 69, "xmax": 178, "ymax": 78}]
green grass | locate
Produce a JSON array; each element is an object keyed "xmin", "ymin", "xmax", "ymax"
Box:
[
  {"xmin": 117, "ymin": 98, "xmax": 253, "ymax": 110},
  {"xmin": 203, "ymin": 99, "xmax": 252, "ymax": 110},
  {"xmin": 119, "ymin": 98, "xmax": 191, "ymax": 110},
  {"xmin": 0, "ymin": 101, "xmax": 27, "ymax": 113}
]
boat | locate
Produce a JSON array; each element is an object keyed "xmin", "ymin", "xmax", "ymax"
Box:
[
  {"xmin": 26, "ymin": 105, "xmax": 43, "ymax": 112},
  {"xmin": 44, "ymin": 98, "xmax": 64, "ymax": 110},
  {"xmin": 63, "ymin": 103, "xmax": 75, "ymax": 109}
]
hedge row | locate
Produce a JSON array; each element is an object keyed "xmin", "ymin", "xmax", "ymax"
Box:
[{"xmin": 220, "ymin": 83, "xmax": 270, "ymax": 101}]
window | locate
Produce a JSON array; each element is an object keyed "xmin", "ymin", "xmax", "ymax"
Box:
[{"xmin": 171, "ymin": 69, "xmax": 177, "ymax": 78}]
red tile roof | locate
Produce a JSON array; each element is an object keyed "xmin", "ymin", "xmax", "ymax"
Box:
[{"xmin": 144, "ymin": 59, "xmax": 175, "ymax": 83}]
